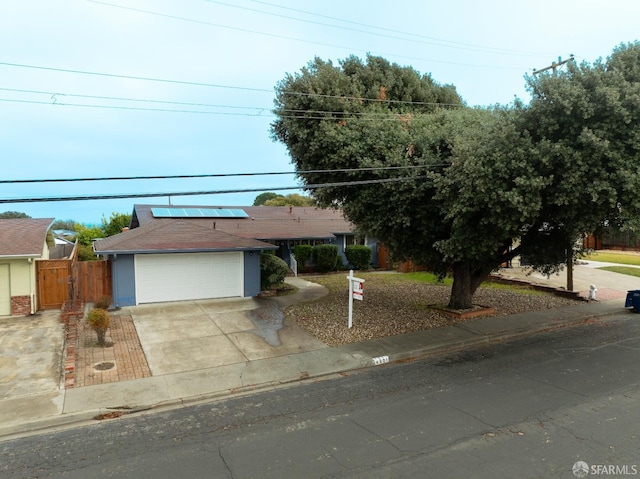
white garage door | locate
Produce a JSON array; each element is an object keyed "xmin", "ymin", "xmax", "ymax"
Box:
[{"xmin": 135, "ymin": 252, "xmax": 243, "ymax": 304}]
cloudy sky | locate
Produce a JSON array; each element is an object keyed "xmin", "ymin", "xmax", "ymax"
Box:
[{"xmin": 1, "ymin": 0, "xmax": 638, "ymax": 224}]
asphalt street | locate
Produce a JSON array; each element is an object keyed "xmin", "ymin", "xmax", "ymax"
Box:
[{"xmin": 1, "ymin": 310, "xmax": 639, "ymax": 479}]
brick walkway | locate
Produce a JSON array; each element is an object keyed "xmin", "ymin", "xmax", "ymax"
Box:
[{"xmin": 70, "ymin": 313, "xmax": 151, "ymax": 388}]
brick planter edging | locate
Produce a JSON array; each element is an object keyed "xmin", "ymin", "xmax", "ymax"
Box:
[
  {"xmin": 430, "ymin": 304, "xmax": 497, "ymax": 319},
  {"xmin": 62, "ymin": 302, "xmax": 85, "ymax": 389}
]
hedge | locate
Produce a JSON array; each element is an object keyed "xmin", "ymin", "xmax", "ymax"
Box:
[
  {"xmin": 345, "ymin": 245, "xmax": 372, "ymax": 270},
  {"xmin": 312, "ymin": 244, "xmax": 339, "ymax": 273},
  {"xmin": 260, "ymin": 252, "xmax": 289, "ymax": 290},
  {"xmin": 293, "ymin": 244, "xmax": 313, "ymax": 271}
]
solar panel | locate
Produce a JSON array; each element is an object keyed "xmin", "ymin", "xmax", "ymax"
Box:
[{"xmin": 151, "ymin": 207, "xmax": 248, "ymax": 218}]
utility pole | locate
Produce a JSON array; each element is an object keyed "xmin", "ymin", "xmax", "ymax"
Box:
[
  {"xmin": 533, "ymin": 54, "xmax": 575, "ymax": 75},
  {"xmin": 533, "ymin": 54, "xmax": 577, "ymax": 291}
]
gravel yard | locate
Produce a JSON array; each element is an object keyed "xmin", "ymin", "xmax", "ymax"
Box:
[{"xmin": 285, "ymin": 272, "xmax": 580, "ymax": 346}]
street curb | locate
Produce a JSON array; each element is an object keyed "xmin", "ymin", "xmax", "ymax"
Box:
[{"xmin": 0, "ymin": 302, "xmax": 626, "ymax": 442}]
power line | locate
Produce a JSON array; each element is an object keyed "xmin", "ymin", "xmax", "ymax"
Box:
[
  {"xmin": 207, "ymin": 0, "xmax": 553, "ymax": 58},
  {"xmin": 85, "ymin": 0, "xmax": 366, "ymax": 61},
  {"xmin": 0, "ymin": 166, "xmax": 432, "ymax": 185},
  {"xmin": 0, "ymin": 62, "xmax": 465, "ymax": 108},
  {"xmin": 85, "ymin": 1, "xmax": 528, "ymax": 71},
  {"xmin": 0, "ymin": 61, "xmax": 272, "ymax": 93},
  {"xmin": 0, "ymin": 176, "xmax": 426, "ymax": 204},
  {"xmin": 0, "ymin": 96, "xmax": 457, "ymax": 119},
  {"xmin": 0, "ymin": 86, "xmax": 463, "ymax": 116},
  {"xmin": 0, "ymin": 87, "xmax": 267, "ymax": 111},
  {"xmin": 0, "ymin": 97, "xmax": 273, "ymax": 116}
]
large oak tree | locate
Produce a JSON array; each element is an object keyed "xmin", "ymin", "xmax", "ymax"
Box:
[{"xmin": 271, "ymin": 47, "xmax": 640, "ymax": 309}]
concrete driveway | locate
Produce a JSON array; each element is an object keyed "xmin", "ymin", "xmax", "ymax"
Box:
[
  {"xmin": 497, "ymin": 260, "xmax": 640, "ymax": 299},
  {"xmin": 0, "ymin": 310, "xmax": 65, "ymax": 429},
  {"xmin": 127, "ymin": 286, "xmax": 328, "ymax": 377}
]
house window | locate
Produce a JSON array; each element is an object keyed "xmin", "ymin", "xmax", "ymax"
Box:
[{"xmin": 344, "ymin": 235, "xmax": 366, "ymax": 248}]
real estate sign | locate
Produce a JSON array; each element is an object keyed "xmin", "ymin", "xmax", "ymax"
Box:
[{"xmin": 347, "ymin": 270, "xmax": 365, "ymax": 328}]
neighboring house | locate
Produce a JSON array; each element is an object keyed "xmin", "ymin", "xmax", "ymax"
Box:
[
  {"xmin": 51, "ymin": 236, "xmax": 76, "ymax": 260},
  {"xmin": 0, "ymin": 218, "xmax": 55, "ymax": 316},
  {"xmin": 94, "ymin": 204, "xmax": 380, "ymax": 307}
]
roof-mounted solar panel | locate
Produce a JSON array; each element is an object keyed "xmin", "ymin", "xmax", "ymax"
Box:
[{"xmin": 151, "ymin": 207, "xmax": 248, "ymax": 218}]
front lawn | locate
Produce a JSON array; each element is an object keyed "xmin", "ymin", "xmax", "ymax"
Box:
[
  {"xmin": 598, "ymin": 266, "xmax": 640, "ymax": 278},
  {"xmin": 286, "ymin": 272, "xmax": 579, "ymax": 346},
  {"xmin": 584, "ymin": 251, "xmax": 640, "ymax": 266}
]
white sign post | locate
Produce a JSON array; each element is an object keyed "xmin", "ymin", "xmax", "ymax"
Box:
[{"xmin": 347, "ymin": 269, "xmax": 365, "ymax": 328}]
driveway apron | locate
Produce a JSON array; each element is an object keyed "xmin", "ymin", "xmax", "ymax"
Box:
[
  {"xmin": 128, "ymin": 295, "xmax": 328, "ymax": 377},
  {"xmin": 0, "ymin": 311, "xmax": 65, "ymax": 429}
]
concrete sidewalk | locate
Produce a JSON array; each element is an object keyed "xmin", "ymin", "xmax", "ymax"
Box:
[{"xmin": 0, "ymin": 275, "xmax": 632, "ymax": 441}]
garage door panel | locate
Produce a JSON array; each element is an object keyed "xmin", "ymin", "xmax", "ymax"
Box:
[{"xmin": 136, "ymin": 253, "xmax": 243, "ymax": 304}]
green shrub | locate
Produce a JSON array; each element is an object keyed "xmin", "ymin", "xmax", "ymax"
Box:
[
  {"xmin": 293, "ymin": 244, "xmax": 313, "ymax": 271},
  {"xmin": 345, "ymin": 245, "xmax": 372, "ymax": 270},
  {"xmin": 94, "ymin": 296, "xmax": 112, "ymax": 310},
  {"xmin": 260, "ymin": 252, "xmax": 289, "ymax": 290},
  {"xmin": 87, "ymin": 308, "xmax": 110, "ymax": 347},
  {"xmin": 312, "ymin": 244, "xmax": 339, "ymax": 273}
]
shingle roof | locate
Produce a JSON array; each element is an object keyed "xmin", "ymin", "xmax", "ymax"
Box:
[
  {"xmin": 93, "ymin": 219, "xmax": 276, "ymax": 254},
  {"xmin": 131, "ymin": 204, "xmax": 354, "ymax": 240},
  {"xmin": 0, "ymin": 218, "xmax": 54, "ymax": 256}
]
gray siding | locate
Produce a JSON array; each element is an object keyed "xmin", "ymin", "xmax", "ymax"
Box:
[
  {"xmin": 111, "ymin": 254, "xmax": 136, "ymax": 307},
  {"xmin": 243, "ymin": 250, "xmax": 261, "ymax": 296}
]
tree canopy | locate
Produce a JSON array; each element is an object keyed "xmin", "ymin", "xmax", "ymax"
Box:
[
  {"xmin": 51, "ymin": 219, "xmax": 77, "ymax": 231},
  {"xmin": 253, "ymin": 192, "xmax": 280, "ymax": 206},
  {"xmin": 0, "ymin": 211, "xmax": 30, "ymax": 219},
  {"xmin": 264, "ymin": 193, "xmax": 316, "ymax": 207},
  {"xmin": 75, "ymin": 224, "xmax": 105, "ymax": 261},
  {"xmin": 101, "ymin": 212, "xmax": 132, "ymax": 237},
  {"xmin": 271, "ymin": 45, "xmax": 640, "ymax": 309}
]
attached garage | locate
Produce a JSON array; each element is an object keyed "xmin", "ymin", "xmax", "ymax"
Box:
[
  {"xmin": 135, "ymin": 252, "xmax": 243, "ymax": 303},
  {"xmin": 93, "ymin": 219, "xmax": 277, "ymax": 307}
]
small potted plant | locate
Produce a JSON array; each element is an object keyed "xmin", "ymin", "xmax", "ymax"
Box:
[{"xmin": 87, "ymin": 307, "xmax": 110, "ymax": 347}]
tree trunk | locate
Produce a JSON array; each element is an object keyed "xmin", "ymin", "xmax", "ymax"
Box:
[
  {"xmin": 448, "ymin": 262, "xmax": 489, "ymax": 310},
  {"xmin": 96, "ymin": 328, "xmax": 107, "ymax": 347},
  {"xmin": 566, "ymin": 247, "xmax": 574, "ymax": 292}
]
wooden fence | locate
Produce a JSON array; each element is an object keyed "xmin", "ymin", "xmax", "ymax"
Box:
[
  {"xmin": 37, "ymin": 260, "xmax": 72, "ymax": 310},
  {"xmin": 37, "ymin": 257, "xmax": 112, "ymax": 310},
  {"xmin": 72, "ymin": 260, "xmax": 112, "ymax": 303}
]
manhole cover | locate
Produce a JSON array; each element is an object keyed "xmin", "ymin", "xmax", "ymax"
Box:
[{"xmin": 94, "ymin": 362, "xmax": 115, "ymax": 371}]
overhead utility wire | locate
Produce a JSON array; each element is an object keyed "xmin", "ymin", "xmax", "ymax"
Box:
[
  {"xmin": 85, "ymin": 1, "xmax": 363, "ymax": 59},
  {"xmin": 0, "ymin": 97, "xmax": 454, "ymax": 119},
  {"xmin": 0, "ymin": 61, "xmax": 271, "ymax": 93},
  {"xmin": 0, "ymin": 62, "xmax": 464, "ymax": 108},
  {"xmin": 247, "ymin": 0, "xmax": 554, "ymax": 57},
  {"xmin": 0, "ymin": 97, "xmax": 270, "ymax": 116},
  {"xmin": 0, "ymin": 87, "xmax": 265, "ymax": 111},
  {"xmin": 85, "ymin": 1, "xmax": 526, "ymax": 70},
  {"xmin": 0, "ymin": 86, "xmax": 462, "ymax": 113},
  {"xmin": 205, "ymin": 0, "xmax": 552, "ymax": 57},
  {"xmin": 0, "ymin": 166, "xmax": 431, "ymax": 185},
  {"xmin": 0, "ymin": 177, "xmax": 425, "ymax": 204}
]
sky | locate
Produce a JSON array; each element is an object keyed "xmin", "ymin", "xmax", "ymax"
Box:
[{"xmin": 1, "ymin": 0, "xmax": 639, "ymax": 225}]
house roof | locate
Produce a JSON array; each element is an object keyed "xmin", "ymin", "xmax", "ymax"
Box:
[
  {"xmin": 0, "ymin": 218, "xmax": 54, "ymax": 257},
  {"xmin": 131, "ymin": 204, "xmax": 355, "ymax": 240},
  {"xmin": 93, "ymin": 219, "xmax": 276, "ymax": 254}
]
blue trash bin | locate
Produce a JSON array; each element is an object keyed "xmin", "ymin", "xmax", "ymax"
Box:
[{"xmin": 625, "ymin": 290, "xmax": 640, "ymax": 312}]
